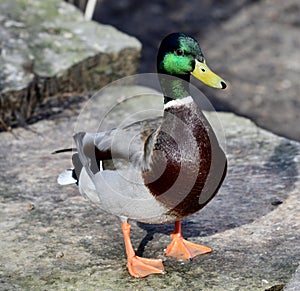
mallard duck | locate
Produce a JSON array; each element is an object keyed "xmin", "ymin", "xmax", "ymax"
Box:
[{"xmin": 56, "ymin": 32, "xmax": 227, "ymax": 278}]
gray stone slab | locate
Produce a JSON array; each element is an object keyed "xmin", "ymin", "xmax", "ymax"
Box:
[
  {"xmin": 284, "ymin": 265, "xmax": 300, "ymax": 291},
  {"xmin": 0, "ymin": 87, "xmax": 299, "ymax": 290},
  {"xmin": 0, "ymin": 0, "xmax": 141, "ymax": 130},
  {"xmin": 202, "ymin": 0, "xmax": 300, "ymax": 141}
]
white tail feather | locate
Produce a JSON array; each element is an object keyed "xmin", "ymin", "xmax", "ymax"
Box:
[{"xmin": 57, "ymin": 169, "xmax": 77, "ymax": 185}]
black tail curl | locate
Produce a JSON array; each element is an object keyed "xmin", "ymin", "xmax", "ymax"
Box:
[{"xmin": 51, "ymin": 148, "xmax": 77, "ymax": 154}]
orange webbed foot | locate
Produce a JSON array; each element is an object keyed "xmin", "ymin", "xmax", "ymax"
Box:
[
  {"xmin": 127, "ymin": 255, "xmax": 165, "ymax": 278},
  {"xmin": 122, "ymin": 222, "xmax": 165, "ymax": 278},
  {"xmin": 165, "ymin": 221, "xmax": 212, "ymax": 260},
  {"xmin": 165, "ymin": 233, "xmax": 211, "ymax": 260}
]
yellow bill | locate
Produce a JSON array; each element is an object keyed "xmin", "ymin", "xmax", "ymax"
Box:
[{"xmin": 191, "ymin": 59, "xmax": 227, "ymax": 89}]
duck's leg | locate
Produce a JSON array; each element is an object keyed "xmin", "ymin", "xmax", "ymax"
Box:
[
  {"xmin": 164, "ymin": 220, "xmax": 212, "ymax": 260},
  {"xmin": 122, "ymin": 222, "xmax": 164, "ymax": 278}
]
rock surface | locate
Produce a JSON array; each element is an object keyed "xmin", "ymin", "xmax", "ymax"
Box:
[
  {"xmin": 0, "ymin": 87, "xmax": 299, "ymax": 290},
  {"xmin": 204, "ymin": 0, "xmax": 300, "ymax": 142},
  {"xmin": 0, "ymin": 0, "xmax": 141, "ymax": 130},
  {"xmin": 284, "ymin": 265, "xmax": 300, "ymax": 291}
]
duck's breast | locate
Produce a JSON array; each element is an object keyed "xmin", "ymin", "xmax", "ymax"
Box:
[{"xmin": 142, "ymin": 101, "xmax": 227, "ymax": 219}]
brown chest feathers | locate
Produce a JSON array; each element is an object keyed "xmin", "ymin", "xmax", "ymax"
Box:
[{"xmin": 142, "ymin": 102, "xmax": 227, "ymax": 219}]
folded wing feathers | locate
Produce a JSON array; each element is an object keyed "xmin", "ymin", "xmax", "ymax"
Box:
[{"xmin": 69, "ymin": 117, "xmax": 162, "ymax": 177}]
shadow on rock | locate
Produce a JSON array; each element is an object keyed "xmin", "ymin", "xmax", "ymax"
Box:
[{"xmin": 136, "ymin": 139, "xmax": 299, "ymax": 255}]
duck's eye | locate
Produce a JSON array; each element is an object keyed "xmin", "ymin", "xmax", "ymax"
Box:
[{"xmin": 175, "ymin": 48, "xmax": 184, "ymax": 56}]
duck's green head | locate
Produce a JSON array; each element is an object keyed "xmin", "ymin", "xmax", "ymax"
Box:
[{"xmin": 157, "ymin": 32, "xmax": 227, "ymax": 91}]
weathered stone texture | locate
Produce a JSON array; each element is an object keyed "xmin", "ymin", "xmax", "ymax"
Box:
[{"xmin": 0, "ymin": 0, "xmax": 141, "ymax": 130}]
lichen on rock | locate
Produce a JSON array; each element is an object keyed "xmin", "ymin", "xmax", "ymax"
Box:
[{"xmin": 0, "ymin": 0, "xmax": 141, "ymax": 130}]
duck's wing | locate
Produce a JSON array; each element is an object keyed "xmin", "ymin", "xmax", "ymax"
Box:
[{"xmin": 73, "ymin": 116, "xmax": 163, "ymax": 175}]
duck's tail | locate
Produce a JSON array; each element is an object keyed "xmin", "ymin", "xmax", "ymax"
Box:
[
  {"xmin": 57, "ymin": 168, "xmax": 77, "ymax": 185},
  {"xmin": 51, "ymin": 148, "xmax": 76, "ymax": 154},
  {"xmin": 53, "ymin": 147, "xmax": 83, "ymax": 186}
]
